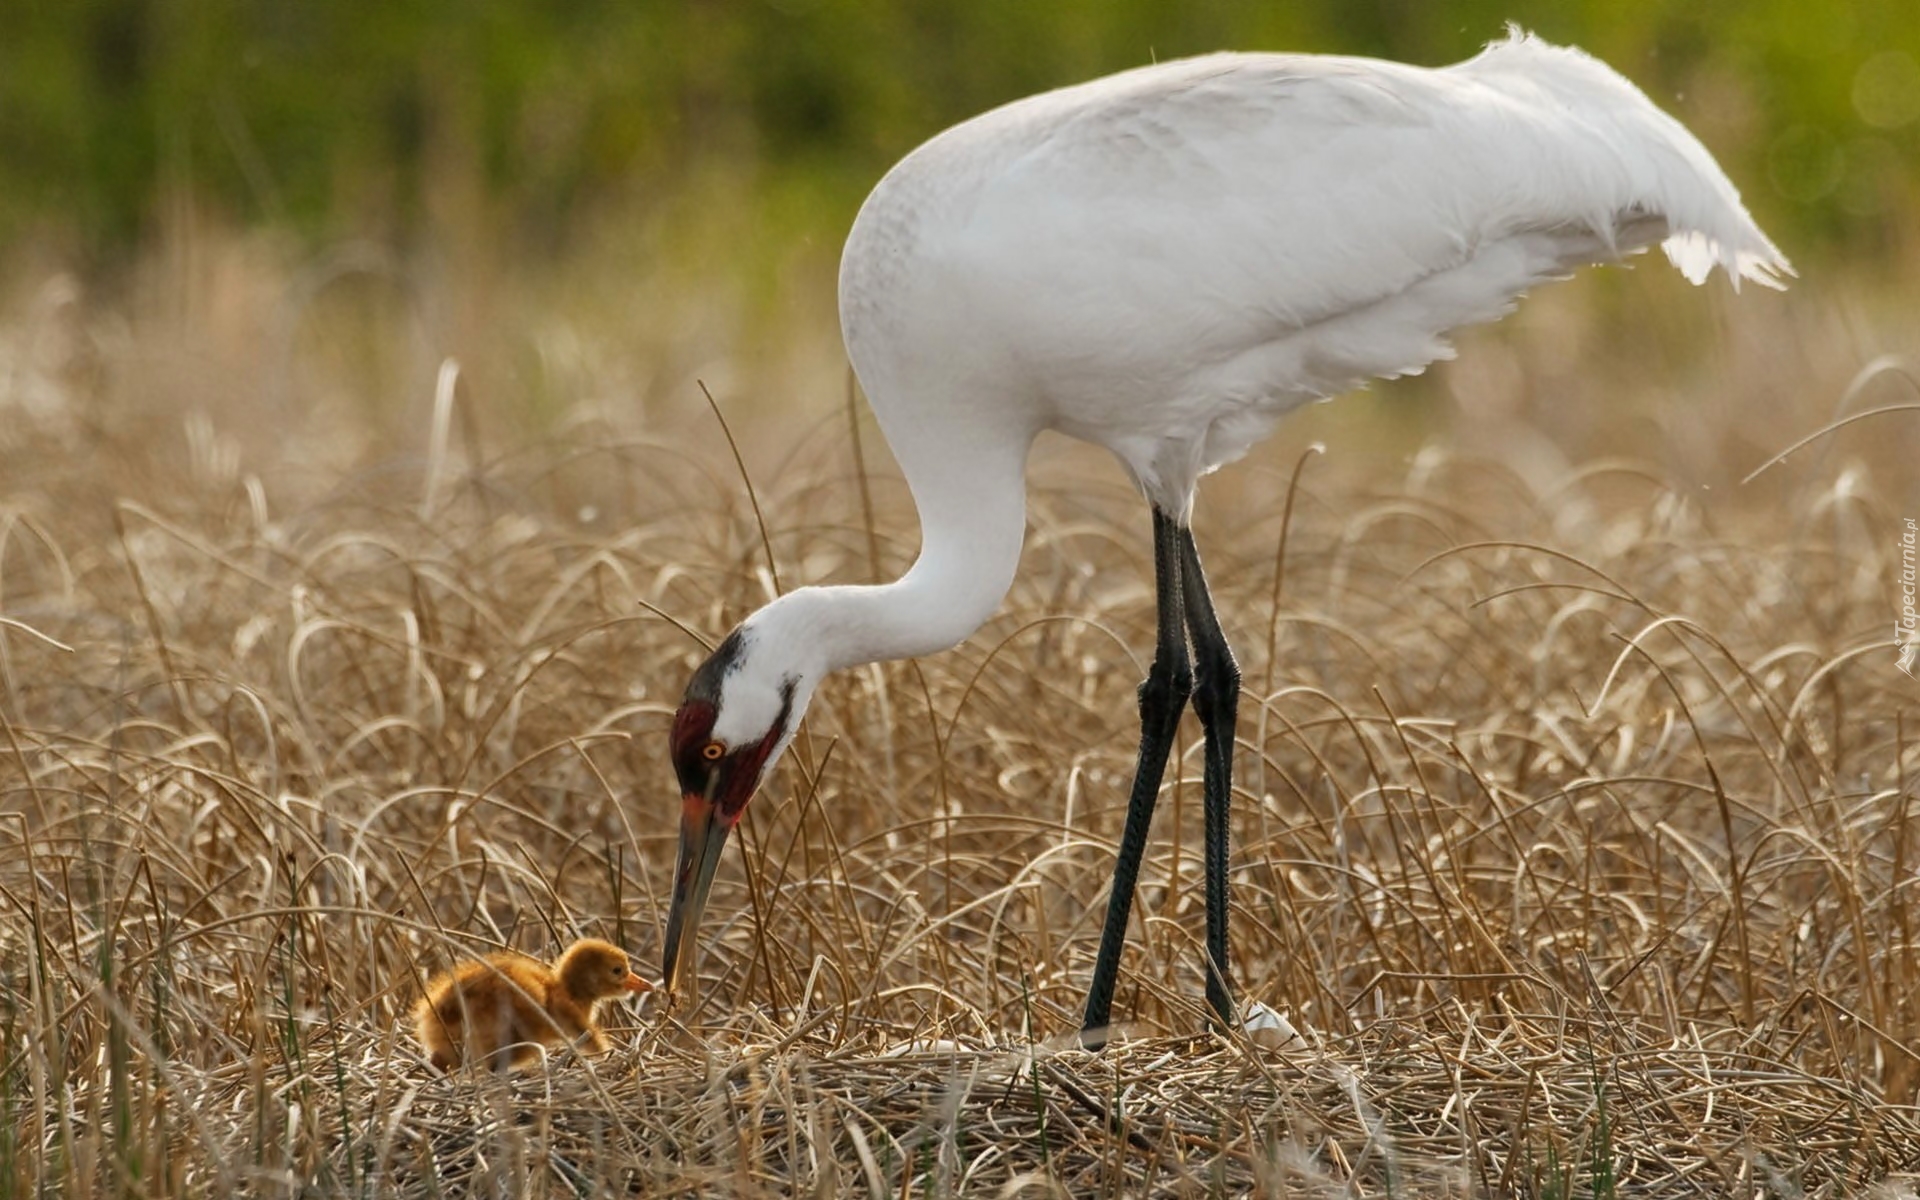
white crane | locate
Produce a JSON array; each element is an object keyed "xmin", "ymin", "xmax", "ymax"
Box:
[{"xmin": 658, "ymin": 28, "xmax": 1788, "ymax": 1038}]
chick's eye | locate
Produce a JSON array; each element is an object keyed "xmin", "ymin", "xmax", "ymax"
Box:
[{"xmin": 700, "ymin": 741, "xmax": 725, "ymax": 762}]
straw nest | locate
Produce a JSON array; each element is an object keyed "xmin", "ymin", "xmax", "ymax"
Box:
[{"xmin": 206, "ymin": 1013, "xmax": 1919, "ymax": 1196}]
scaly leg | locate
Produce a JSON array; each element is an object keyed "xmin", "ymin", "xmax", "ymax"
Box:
[
  {"xmin": 1179, "ymin": 526, "xmax": 1240, "ymax": 1029},
  {"xmin": 1082, "ymin": 508, "xmax": 1192, "ymax": 1042}
]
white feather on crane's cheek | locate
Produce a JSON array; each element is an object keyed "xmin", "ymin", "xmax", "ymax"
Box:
[{"xmin": 709, "ymin": 678, "xmax": 789, "ymax": 748}]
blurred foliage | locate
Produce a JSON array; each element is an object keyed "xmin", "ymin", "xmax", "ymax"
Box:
[{"xmin": 0, "ymin": 0, "xmax": 1914, "ymax": 268}]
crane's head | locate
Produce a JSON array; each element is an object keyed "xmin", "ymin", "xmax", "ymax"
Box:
[{"xmin": 661, "ymin": 624, "xmax": 811, "ymax": 997}]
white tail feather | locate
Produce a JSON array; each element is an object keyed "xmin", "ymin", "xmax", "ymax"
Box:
[{"xmin": 1469, "ymin": 29, "xmax": 1792, "ymax": 291}]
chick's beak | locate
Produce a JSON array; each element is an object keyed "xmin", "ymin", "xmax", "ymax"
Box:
[
  {"xmin": 624, "ymin": 971, "xmax": 652, "ymax": 995},
  {"xmin": 661, "ymin": 792, "xmax": 732, "ymax": 995}
]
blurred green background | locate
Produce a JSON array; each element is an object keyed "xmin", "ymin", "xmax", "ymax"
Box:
[{"xmin": 4, "ymin": 0, "xmax": 1915, "ymax": 270}]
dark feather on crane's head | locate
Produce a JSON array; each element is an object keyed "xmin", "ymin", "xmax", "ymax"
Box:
[{"xmin": 668, "ymin": 630, "xmax": 741, "ymax": 802}]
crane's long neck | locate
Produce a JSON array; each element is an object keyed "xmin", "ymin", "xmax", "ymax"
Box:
[{"xmin": 745, "ymin": 412, "xmax": 1035, "ymax": 678}]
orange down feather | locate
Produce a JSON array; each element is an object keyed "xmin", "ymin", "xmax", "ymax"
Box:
[{"xmin": 414, "ymin": 938, "xmax": 652, "ymax": 1071}]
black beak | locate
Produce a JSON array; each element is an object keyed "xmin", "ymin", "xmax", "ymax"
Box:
[{"xmin": 661, "ymin": 793, "xmax": 731, "ymax": 996}]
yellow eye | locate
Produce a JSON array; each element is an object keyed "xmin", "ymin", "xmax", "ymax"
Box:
[{"xmin": 701, "ymin": 741, "xmax": 725, "ymax": 762}]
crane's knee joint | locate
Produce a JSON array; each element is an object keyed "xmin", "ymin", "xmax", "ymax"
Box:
[
  {"xmin": 1137, "ymin": 659, "xmax": 1192, "ymax": 718},
  {"xmin": 1190, "ymin": 655, "xmax": 1240, "ymax": 724}
]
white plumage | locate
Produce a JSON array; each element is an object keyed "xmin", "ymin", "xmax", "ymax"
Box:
[
  {"xmin": 658, "ymin": 30, "xmax": 1788, "ymax": 1032},
  {"xmin": 842, "ymin": 29, "xmax": 1785, "ymax": 515}
]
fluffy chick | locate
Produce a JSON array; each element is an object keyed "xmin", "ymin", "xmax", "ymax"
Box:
[{"xmin": 415, "ymin": 938, "xmax": 652, "ymax": 1072}]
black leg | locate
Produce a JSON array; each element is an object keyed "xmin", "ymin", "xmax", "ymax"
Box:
[
  {"xmin": 1179, "ymin": 528, "xmax": 1240, "ymax": 1029},
  {"xmin": 1082, "ymin": 508, "xmax": 1191, "ymax": 1041}
]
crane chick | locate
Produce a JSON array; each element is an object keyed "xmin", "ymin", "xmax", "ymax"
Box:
[{"xmin": 414, "ymin": 938, "xmax": 652, "ymax": 1072}]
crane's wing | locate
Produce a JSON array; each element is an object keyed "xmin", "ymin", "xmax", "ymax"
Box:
[{"xmin": 922, "ymin": 31, "xmax": 1785, "ymax": 411}]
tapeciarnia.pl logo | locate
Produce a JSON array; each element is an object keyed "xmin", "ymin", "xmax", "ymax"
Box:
[{"xmin": 1899, "ymin": 517, "xmax": 1917, "ymax": 678}]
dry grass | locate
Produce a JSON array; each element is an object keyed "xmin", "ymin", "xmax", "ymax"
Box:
[{"xmin": 2, "ymin": 242, "xmax": 1919, "ymax": 1197}]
